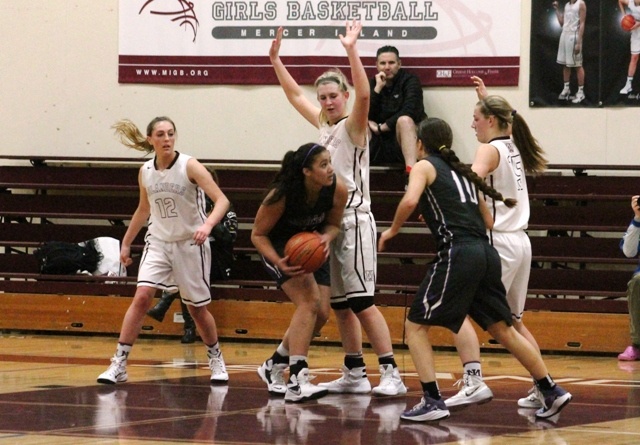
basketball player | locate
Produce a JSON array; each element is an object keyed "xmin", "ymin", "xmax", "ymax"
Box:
[
  {"xmin": 553, "ymin": 0, "xmax": 587, "ymax": 103},
  {"xmin": 265, "ymin": 21, "xmax": 407, "ymax": 396},
  {"xmin": 446, "ymin": 78, "xmax": 552, "ymax": 412},
  {"xmin": 253, "ymin": 143, "xmax": 347, "ymax": 403},
  {"xmin": 619, "ymin": 0, "xmax": 640, "ymax": 94},
  {"xmin": 97, "ymin": 117, "xmax": 230, "ymax": 385},
  {"xmin": 379, "ymin": 117, "xmax": 572, "ymax": 422}
]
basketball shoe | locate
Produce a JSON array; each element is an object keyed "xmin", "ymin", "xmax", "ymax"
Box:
[
  {"xmin": 257, "ymin": 359, "xmax": 288, "ymax": 395},
  {"xmin": 208, "ymin": 351, "xmax": 229, "ymax": 383},
  {"xmin": 97, "ymin": 355, "xmax": 128, "ymax": 384},
  {"xmin": 518, "ymin": 385, "xmax": 543, "ymax": 409},
  {"xmin": 285, "ymin": 368, "xmax": 328, "ymax": 403},
  {"xmin": 571, "ymin": 90, "xmax": 585, "ymax": 104},
  {"xmin": 620, "ymin": 80, "xmax": 633, "ymax": 95},
  {"xmin": 372, "ymin": 364, "xmax": 407, "ymax": 397},
  {"xmin": 535, "ymin": 384, "xmax": 572, "ymax": 419},
  {"xmin": 318, "ymin": 365, "xmax": 371, "ymax": 394},
  {"xmin": 558, "ymin": 86, "xmax": 571, "ymax": 100},
  {"xmin": 444, "ymin": 373, "xmax": 493, "ymax": 408},
  {"xmin": 401, "ymin": 394, "xmax": 450, "ymax": 422}
]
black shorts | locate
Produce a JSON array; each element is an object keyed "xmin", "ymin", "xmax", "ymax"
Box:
[
  {"xmin": 407, "ymin": 239, "xmax": 512, "ymax": 333},
  {"xmin": 370, "ymin": 133, "xmax": 404, "ymax": 165},
  {"xmin": 261, "ymin": 251, "xmax": 330, "ymax": 288}
]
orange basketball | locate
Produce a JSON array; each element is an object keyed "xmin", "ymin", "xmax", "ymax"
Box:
[
  {"xmin": 284, "ymin": 232, "xmax": 325, "ymax": 273},
  {"xmin": 621, "ymin": 14, "xmax": 636, "ymax": 32}
]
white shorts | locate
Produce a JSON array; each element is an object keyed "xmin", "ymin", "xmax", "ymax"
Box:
[
  {"xmin": 556, "ymin": 31, "xmax": 583, "ymax": 67},
  {"xmin": 489, "ymin": 230, "xmax": 531, "ymax": 321},
  {"xmin": 138, "ymin": 236, "xmax": 212, "ymax": 307},
  {"xmin": 330, "ymin": 209, "xmax": 377, "ymax": 303},
  {"xmin": 631, "ymin": 27, "xmax": 640, "ymax": 54}
]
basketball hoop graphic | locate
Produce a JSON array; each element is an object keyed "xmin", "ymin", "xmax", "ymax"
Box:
[{"xmin": 139, "ymin": 0, "xmax": 199, "ymax": 42}]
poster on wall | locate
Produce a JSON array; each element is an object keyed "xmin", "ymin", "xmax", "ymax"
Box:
[
  {"xmin": 118, "ymin": 0, "xmax": 521, "ymax": 86},
  {"xmin": 530, "ymin": 0, "xmax": 640, "ymax": 107}
]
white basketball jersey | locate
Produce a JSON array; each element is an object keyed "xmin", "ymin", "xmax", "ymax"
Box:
[
  {"xmin": 485, "ymin": 138, "xmax": 530, "ymax": 232},
  {"xmin": 319, "ymin": 118, "xmax": 371, "ymax": 213},
  {"xmin": 563, "ymin": 0, "xmax": 583, "ymax": 33},
  {"xmin": 141, "ymin": 153, "xmax": 207, "ymax": 242},
  {"xmin": 630, "ymin": 0, "xmax": 640, "ymax": 20}
]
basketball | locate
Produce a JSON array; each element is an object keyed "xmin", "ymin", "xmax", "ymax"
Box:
[
  {"xmin": 621, "ymin": 14, "xmax": 636, "ymax": 32},
  {"xmin": 284, "ymin": 232, "xmax": 325, "ymax": 273}
]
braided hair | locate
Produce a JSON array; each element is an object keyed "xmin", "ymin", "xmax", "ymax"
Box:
[
  {"xmin": 418, "ymin": 118, "xmax": 517, "ymax": 208},
  {"xmin": 476, "ymin": 96, "xmax": 547, "ymax": 174},
  {"xmin": 264, "ymin": 143, "xmax": 327, "ymax": 207}
]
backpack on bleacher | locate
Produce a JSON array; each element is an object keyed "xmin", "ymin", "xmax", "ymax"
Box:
[{"xmin": 34, "ymin": 240, "xmax": 103, "ymax": 275}]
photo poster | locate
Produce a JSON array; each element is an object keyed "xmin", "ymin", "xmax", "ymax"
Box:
[
  {"xmin": 530, "ymin": 0, "xmax": 640, "ymax": 107},
  {"xmin": 118, "ymin": 0, "xmax": 521, "ymax": 87}
]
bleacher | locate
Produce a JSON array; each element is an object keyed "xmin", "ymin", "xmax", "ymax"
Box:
[{"xmin": 0, "ymin": 156, "xmax": 637, "ymax": 353}]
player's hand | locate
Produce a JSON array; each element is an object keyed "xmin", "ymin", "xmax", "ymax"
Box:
[
  {"xmin": 278, "ymin": 256, "xmax": 304, "ymax": 276},
  {"xmin": 471, "ymin": 76, "xmax": 488, "ymax": 100},
  {"xmin": 269, "ymin": 26, "xmax": 284, "ymax": 61},
  {"xmin": 120, "ymin": 245, "xmax": 132, "ymax": 267},
  {"xmin": 574, "ymin": 41, "xmax": 582, "ymax": 54},
  {"xmin": 339, "ymin": 20, "xmax": 362, "ymax": 49},
  {"xmin": 378, "ymin": 229, "xmax": 395, "ymax": 252},
  {"xmin": 552, "ymin": 1, "xmax": 558, "ymax": 10}
]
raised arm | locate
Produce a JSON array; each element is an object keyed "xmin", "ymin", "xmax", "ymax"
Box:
[
  {"xmin": 341, "ymin": 21, "xmax": 370, "ymax": 148},
  {"xmin": 553, "ymin": 1, "xmax": 563, "ymax": 26},
  {"xmin": 269, "ymin": 26, "xmax": 320, "ymax": 128}
]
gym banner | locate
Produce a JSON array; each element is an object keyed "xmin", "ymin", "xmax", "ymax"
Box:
[
  {"xmin": 118, "ymin": 0, "xmax": 521, "ymax": 86},
  {"xmin": 530, "ymin": 0, "xmax": 640, "ymax": 107}
]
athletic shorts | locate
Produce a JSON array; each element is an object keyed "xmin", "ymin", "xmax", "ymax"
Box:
[
  {"xmin": 631, "ymin": 27, "xmax": 640, "ymax": 54},
  {"xmin": 330, "ymin": 209, "xmax": 377, "ymax": 305},
  {"xmin": 407, "ymin": 239, "xmax": 512, "ymax": 333},
  {"xmin": 137, "ymin": 236, "xmax": 212, "ymax": 307},
  {"xmin": 556, "ymin": 31, "xmax": 583, "ymax": 67},
  {"xmin": 261, "ymin": 254, "xmax": 330, "ymax": 288},
  {"xmin": 490, "ymin": 230, "xmax": 532, "ymax": 321}
]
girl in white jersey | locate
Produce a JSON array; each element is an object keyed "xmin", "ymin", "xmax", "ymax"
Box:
[
  {"xmin": 97, "ymin": 117, "xmax": 231, "ymax": 386},
  {"xmin": 618, "ymin": 0, "xmax": 640, "ymax": 94},
  {"xmin": 444, "ymin": 78, "xmax": 551, "ymax": 412},
  {"xmin": 268, "ymin": 21, "xmax": 406, "ymax": 396},
  {"xmin": 553, "ymin": 0, "xmax": 587, "ymax": 103}
]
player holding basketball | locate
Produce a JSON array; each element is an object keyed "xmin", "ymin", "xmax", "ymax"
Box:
[
  {"xmin": 379, "ymin": 117, "xmax": 572, "ymax": 422},
  {"xmin": 553, "ymin": 0, "xmax": 587, "ymax": 103},
  {"xmin": 98, "ymin": 117, "xmax": 230, "ymax": 385},
  {"xmin": 266, "ymin": 21, "xmax": 407, "ymax": 397},
  {"xmin": 618, "ymin": 0, "xmax": 640, "ymax": 94},
  {"xmin": 253, "ymin": 143, "xmax": 347, "ymax": 402}
]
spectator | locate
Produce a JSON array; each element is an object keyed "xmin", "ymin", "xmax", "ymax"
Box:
[{"xmin": 618, "ymin": 194, "xmax": 640, "ymax": 361}]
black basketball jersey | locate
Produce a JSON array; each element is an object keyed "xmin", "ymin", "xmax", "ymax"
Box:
[
  {"xmin": 418, "ymin": 155, "xmax": 488, "ymax": 249},
  {"xmin": 269, "ymin": 174, "xmax": 337, "ymax": 247}
]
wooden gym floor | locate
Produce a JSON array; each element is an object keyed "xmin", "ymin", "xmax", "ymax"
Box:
[{"xmin": 0, "ymin": 333, "xmax": 638, "ymax": 445}]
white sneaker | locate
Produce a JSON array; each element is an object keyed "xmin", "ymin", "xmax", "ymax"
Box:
[
  {"xmin": 558, "ymin": 87, "xmax": 571, "ymax": 100},
  {"xmin": 444, "ymin": 374, "xmax": 493, "ymax": 408},
  {"xmin": 372, "ymin": 364, "xmax": 407, "ymax": 397},
  {"xmin": 318, "ymin": 365, "xmax": 371, "ymax": 394},
  {"xmin": 284, "ymin": 368, "xmax": 328, "ymax": 403},
  {"xmin": 620, "ymin": 82, "xmax": 633, "ymax": 94},
  {"xmin": 208, "ymin": 352, "xmax": 229, "ymax": 383},
  {"xmin": 517, "ymin": 385, "xmax": 543, "ymax": 409},
  {"xmin": 97, "ymin": 355, "xmax": 128, "ymax": 384},
  {"xmin": 257, "ymin": 359, "xmax": 287, "ymax": 396},
  {"xmin": 571, "ymin": 91, "xmax": 585, "ymax": 104}
]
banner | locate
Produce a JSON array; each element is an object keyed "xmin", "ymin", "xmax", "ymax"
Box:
[
  {"xmin": 530, "ymin": 0, "xmax": 640, "ymax": 107},
  {"xmin": 118, "ymin": 0, "xmax": 521, "ymax": 86}
]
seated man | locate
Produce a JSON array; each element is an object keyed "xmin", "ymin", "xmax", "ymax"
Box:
[
  {"xmin": 368, "ymin": 45, "xmax": 427, "ymax": 174},
  {"xmin": 619, "ymin": 194, "xmax": 640, "ymax": 361}
]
